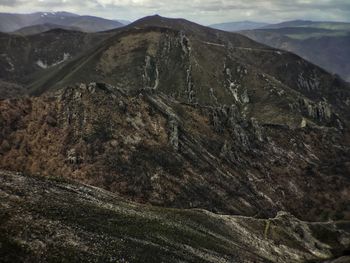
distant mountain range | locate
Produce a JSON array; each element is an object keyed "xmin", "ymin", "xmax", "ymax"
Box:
[
  {"xmin": 209, "ymin": 19, "xmax": 350, "ymax": 82},
  {"xmin": 240, "ymin": 21, "xmax": 350, "ymax": 82},
  {"xmin": 13, "ymin": 23, "xmax": 82, "ymax": 35},
  {"xmin": 211, "ymin": 19, "xmax": 350, "ymax": 32},
  {"xmin": 0, "ymin": 12, "xmax": 124, "ymax": 33},
  {"xmin": 210, "ymin": 21, "xmax": 269, "ymax": 31},
  {"xmin": 262, "ymin": 20, "xmax": 350, "ymax": 30}
]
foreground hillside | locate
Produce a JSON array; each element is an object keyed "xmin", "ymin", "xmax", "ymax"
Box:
[{"xmin": 1, "ymin": 170, "xmax": 350, "ymax": 263}]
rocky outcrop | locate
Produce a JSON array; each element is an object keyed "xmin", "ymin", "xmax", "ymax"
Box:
[
  {"xmin": 168, "ymin": 117, "xmax": 179, "ymax": 151},
  {"xmin": 224, "ymin": 66, "xmax": 250, "ymax": 104},
  {"xmin": 1, "ymin": 82, "xmax": 349, "ymax": 222},
  {"xmin": 143, "ymin": 55, "xmax": 159, "ymax": 90},
  {"xmin": 251, "ymin": 117, "xmax": 265, "ymax": 142},
  {"xmin": 298, "ymin": 97, "xmax": 339, "ymax": 124},
  {"xmin": 297, "ymin": 72, "xmax": 320, "ymax": 91},
  {"xmin": 186, "ymin": 65, "xmax": 196, "ymax": 103}
]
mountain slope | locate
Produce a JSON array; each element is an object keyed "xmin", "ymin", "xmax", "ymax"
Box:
[
  {"xmin": 1, "ymin": 170, "xmax": 350, "ymax": 263},
  {"xmin": 0, "ymin": 12, "xmax": 124, "ymax": 33},
  {"xmin": 263, "ymin": 20, "xmax": 350, "ymax": 31},
  {"xmin": 27, "ymin": 15, "xmax": 350, "ymax": 124},
  {"xmin": 241, "ymin": 28, "xmax": 350, "ymax": 82},
  {"xmin": 210, "ymin": 21, "xmax": 269, "ymax": 31},
  {"xmin": 1, "ymin": 81, "xmax": 349, "ymax": 222},
  {"xmin": 0, "ymin": 28, "xmax": 116, "ymax": 94},
  {"xmin": 13, "ymin": 23, "xmax": 82, "ymax": 35}
]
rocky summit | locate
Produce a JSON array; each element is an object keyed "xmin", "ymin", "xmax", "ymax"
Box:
[{"xmin": 0, "ymin": 15, "xmax": 350, "ymax": 262}]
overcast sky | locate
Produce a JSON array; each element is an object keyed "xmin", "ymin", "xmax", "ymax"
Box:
[{"xmin": 0, "ymin": 0, "xmax": 349, "ymax": 25}]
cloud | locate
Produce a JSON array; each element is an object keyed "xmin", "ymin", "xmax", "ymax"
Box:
[
  {"xmin": 0, "ymin": 0, "xmax": 24, "ymax": 7},
  {"xmin": 0, "ymin": 0, "xmax": 349, "ymax": 24}
]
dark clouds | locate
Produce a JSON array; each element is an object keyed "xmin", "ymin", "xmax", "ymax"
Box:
[{"xmin": 0, "ymin": 0, "xmax": 349, "ymax": 24}]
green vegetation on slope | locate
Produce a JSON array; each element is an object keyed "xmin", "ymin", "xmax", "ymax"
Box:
[{"xmin": 1, "ymin": 170, "xmax": 350, "ymax": 263}]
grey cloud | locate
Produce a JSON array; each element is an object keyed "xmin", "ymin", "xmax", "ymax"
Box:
[
  {"xmin": 0, "ymin": 0, "xmax": 25, "ymax": 7},
  {"xmin": 0, "ymin": 0, "xmax": 349, "ymax": 24}
]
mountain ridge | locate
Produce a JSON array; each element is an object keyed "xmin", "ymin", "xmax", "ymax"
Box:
[
  {"xmin": 241, "ymin": 26, "xmax": 350, "ymax": 82},
  {"xmin": 13, "ymin": 22, "xmax": 82, "ymax": 35},
  {"xmin": 262, "ymin": 20, "xmax": 350, "ymax": 30},
  {"xmin": 0, "ymin": 11, "xmax": 124, "ymax": 33},
  {"xmin": 210, "ymin": 21, "xmax": 270, "ymax": 31}
]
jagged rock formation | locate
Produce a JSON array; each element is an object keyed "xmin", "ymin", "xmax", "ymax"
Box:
[
  {"xmin": 0, "ymin": 82, "xmax": 349, "ymax": 222},
  {"xmin": 1, "ymin": 170, "xmax": 350, "ymax": 263},
  {"xmin": 14, "ymin": 16, "xmax": 348, "ymax": 130}
]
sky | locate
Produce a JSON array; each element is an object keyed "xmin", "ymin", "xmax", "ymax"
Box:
[{"xmin": 0, "ymin": 0, "xmax": 350, "ymax": 25}]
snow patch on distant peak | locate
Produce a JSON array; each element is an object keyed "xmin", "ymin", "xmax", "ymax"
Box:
[
  {"xmin": 36, "ymin": 53, "xmax": 71, "ymax": 69},
  {"xmin": 36, "ymin": 60, "xmax": 48, "ymax": 69},
  {"xmin": 1, "ymin": 53, "xmax": 15, "ymax": 72}
]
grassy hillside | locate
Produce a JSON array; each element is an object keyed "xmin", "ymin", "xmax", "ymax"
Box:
[{"xmin": 1, "ymin": 170, "xmax": 350, "ymax": 262}]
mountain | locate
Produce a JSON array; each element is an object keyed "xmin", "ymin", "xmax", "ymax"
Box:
[
  {"xmin": 0, "ymin": 11, "xmax": 78, "ymax": 32},
  {"xmin": 0, "ymin": 28, "xmax": 117, "ymax": 95},
  {"xmin": 210, "ymin": 21, "xmax": 269, "ymax": 31},
  {"xmin": 13, "ymin": 23, "xmax": 82, "ymax": 35},
  {"xmin": 1, "ymin": 15, "xmax": 350, "ymax": 218},
  {"xmin": 1, "ymin": 15, "xmax": 350, "ymax": 261},
  {"xmin": 241, "ymin": 26, "xmax": 350, "ymax": 81},
  {"xmin": 263, "ymin": 20, "xmax": 350, "ymax": 31},
  {"xmin": 0, "ymin": 12, "xmax": 124, "ymax": 33},
  {"xmin": 1, "ymin": 170, "xmax": 349, "ymax": 263}
]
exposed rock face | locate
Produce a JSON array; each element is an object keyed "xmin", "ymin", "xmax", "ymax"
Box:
[
  {"xmin": 168, "ymin": 117, "xmax": 179, "ymax": 151},
  {"xmin": 297, "ymin": 72, "xmax": 320, "ymax": 91},
  {"xmin": 0, "ymin": 82, "xmax": 349, "ymax": 222},
  {"xmin": 224, "ymin": 66, "xmax": 250, "ymax": 104},
  {"xmin": 2, "ymin": 15, "xmax": 350, "ymax": 128},
  {"xmin": 143, "ymin": 55, "xmax": 159, "ymax": 90},
  {"xmin": 298, "ymin": 98, "xmax": 335, "ymax": 124},
  {"xmin": 1, "ymin": 170, "xmax": 349, "ymax": 263}
]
